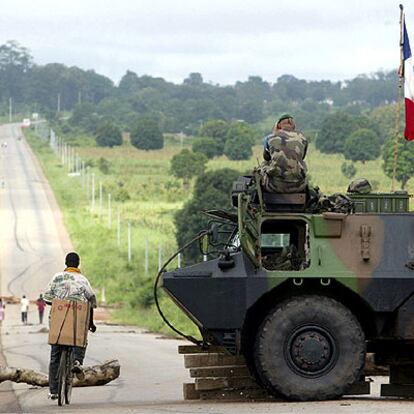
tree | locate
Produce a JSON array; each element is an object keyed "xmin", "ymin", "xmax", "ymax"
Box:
[
  {"xmin": 130, "ymin": 118, "xmax": 164, "ymax": 150},
  {"xmin": 170, "ymin": 149, "xmax": 207, "ymax": 187},
  {"xmin": 70, "ymin": 103, "xmax": 102, "ymax": 133},
  {"xmin": 238, "ymin": 100, "xmax": 263, "ymax": 123},
  {"xmin": 341, "ymin": 162, "xmax": 357, "ymax": 179},
  {"xmin": 183, "ymin": 72, "xmax": 203, "ymax": 87},
  {"xmin": 199, "ymin": 120, "xmax": 230, "ymax": 153},
  {"xmin": 383, "ymin": 138, "xmax": 414, "ymax": 189},
  {"xmin": 98, "ymin": 157, "xmax": 111, "ymax": 174},
  {"xmin": 369, "ymin": 104, "xmax": 403, "ymax": 145},
  {"xmin": 0, "ymin": 40, "xmax": 33, "ymax": 103},
  {"xmin": 175, "ymin": 168, "xmax": 240, "ymax": 262},
  {"xmin": 343, "ymin": 128, "xmax": 381, "ymax": 163},
  {"xmin": 0, "ymin": 360, "xmax": 120, "ymax": 388},
  {"xmin": 223, "ymin": 122, "xmax": 256, "ymax": 161},
  {"xmin": 316, "ymin": 112, "xmax": 359, "ymax": 154},
  {"xmin": 118, "ymin": 70, "xmax": 140, "ymax": 96},
  {"xmin": 95, "ymin": 122, "xmax": 122, "ymax": 147},
  {"xmin": 192, "ymin": 137, "xmax": 221, "ymax": 159}
]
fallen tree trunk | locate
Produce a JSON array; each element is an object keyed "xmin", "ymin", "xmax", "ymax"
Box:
[
  {"xmin": 0, "ymin": 359, "xmax": 120, "ymax": 387},
  {"xmin": 73, "ymin": 359, "xmax": 120, "ymax": 387}
]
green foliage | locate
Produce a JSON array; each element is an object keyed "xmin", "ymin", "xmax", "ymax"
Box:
[
  {"xmin": 133, "ymin": 278, "xmax": 155, "ymax": 308},
  {"xmin": 0, "ymin": 38, "xmax": 403, "ymax": 140},
  {"xmin": 26, "ymin": 129, "xmax": 195, "ymax": 336},
  {"xmin": 95, "ymin": 122, "xmax": 122, "ymax": 147},
  {"xmin": 28, "ymin": 124, "xmax": 406, "ymax": 334},
  {"xmin": 114, "ymin": 188, "xmax": 130, "ymax": 202},
  {"xmin": 175, "ymin": 168, "xmax": 240, "ymax": 262},
  {"xmin": 192, "ymin": 137, "xmax": 221, "ymax": 159},
  {"xmin": 223, "ymin": 122, "xmax": 256, "ymax": 160},
  {"xmin": 0, "ymin": 38, "xmax": 403, "ymax": 136},
  {"xmin": 0, "ymin": 40, "xmax": 33, "ymax": 102},
  {"xmin": 224, "ymin": 135, "xmax": 253, "ymax": 160},
  {"xmin": 199, "ymin": 120, "xmax": 230, "ymax": 153},
  {"xmin": 70, "ymin": 103, "xmax": 102, "ymax": 133},
  {"xmin": 316, "ymin": 112, "xmax": 352, "ymax": 153},
  {"xmin": 343, "ymin": 128, "xmax": 381, "ymax": 163},
  {"xmin": 341, "ymin": 162, "xmax": 357, "ymax": 179},
  {"xmin": 130, "ymin": 118, "xmax": 164, "ymax": 150},
  {"xmin": 316, "ymin": 112, "xmax": 375, "ymax": 154},
  {"xmin": 369, "ymin": 103, "xmax": 403, "ymax": 144},
  {"xmin": 98, "ymin": 157, "xmax": 111, "ymax": 174},
  {"xmin": 383, "ymin": 138, "xmax": 414, "ymax": 189},
  {"xmin": 170, "ymin": 149, "xmax": 207, "ymax": 185}
]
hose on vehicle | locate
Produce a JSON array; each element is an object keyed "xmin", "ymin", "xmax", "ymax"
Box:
[{"xmin": 153, "ymin": 230, "xmax": 209, "ymax": 347}]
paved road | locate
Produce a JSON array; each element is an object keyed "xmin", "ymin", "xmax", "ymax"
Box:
[
  {"xmin": 0, "ymin": 123, "xmax": 413, "ymax": 413},
  {"xmin": 0, "ymin": 123, "xmax": 189, "ymax": 412}
]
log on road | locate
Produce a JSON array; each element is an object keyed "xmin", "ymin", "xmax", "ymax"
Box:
[{"xmin": 0, "ymin": 359, "xmax": 120, "ymax": 387}]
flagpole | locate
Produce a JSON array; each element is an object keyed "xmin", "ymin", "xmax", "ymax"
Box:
[{"xmin": 392, "ymin": 4, "xmax": 405, "ymax": 191}]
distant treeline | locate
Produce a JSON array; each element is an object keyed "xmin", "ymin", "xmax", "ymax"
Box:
[{"xmin": 0, "ymin": 40, "xmax": 400, "ymax": 134}]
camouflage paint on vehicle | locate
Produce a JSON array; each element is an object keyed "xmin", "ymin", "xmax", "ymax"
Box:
[{"xmin": 162, "ymin": 178, "xmax": 414, "ymax": 353}]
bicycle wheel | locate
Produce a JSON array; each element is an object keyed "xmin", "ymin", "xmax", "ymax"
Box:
[
  {"xmin": 65, "ymin": 349, "xmax": 74, "ymax": 404},
  {"xmin": 57, "ymin": 349, "xmax": 67, "ymax": 406}
]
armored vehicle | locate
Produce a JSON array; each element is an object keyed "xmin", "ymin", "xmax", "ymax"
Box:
[{"xmin": 161, "ymin": 175, "xmax": 414, "ymax": 401}]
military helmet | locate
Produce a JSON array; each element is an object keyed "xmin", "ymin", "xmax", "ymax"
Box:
[
  {"xmin": 277, "ymin": 113, "xmax": 294, "ymax": 124},
  {"xmin": 347, "ymin": 178, "xmax": 372, "ymax": 194}
]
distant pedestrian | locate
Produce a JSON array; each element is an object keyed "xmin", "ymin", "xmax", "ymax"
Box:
[
  {"xmin": 0, "ymin": 299, "xmax": 5, "ymax": 324},
  {"xmin": 36, "ymin": 294, "xmax": 46, "ymax": 324},
  {"xmin": 20, "ymin": 295, "xmax": 29, "ymax": 324}
]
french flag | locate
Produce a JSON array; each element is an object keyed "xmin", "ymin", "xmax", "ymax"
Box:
[{"xmin": 403, "ymin": 17, "xmax": 414, "ymax": 140}]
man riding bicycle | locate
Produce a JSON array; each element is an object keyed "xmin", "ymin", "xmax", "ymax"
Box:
[{"xmin": 43, "ymin": 252, "xmax": 97, "ymax": 400}]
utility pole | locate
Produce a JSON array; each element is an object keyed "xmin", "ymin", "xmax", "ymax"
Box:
[
  {"xmin": 8, "ymin": 97, "xmax": 12, "ymax": 123},
  {"xmin": 99, "ymin": 182, "xmax": 103, "ymax": 215},
  {"xmin": 91, "ymin": 173, "xmax": 95, "ymax": 210},
  {"xmin": 127, "ymin": 223, "xmax": 132, "ymax": 262},
  {"xmin": 145, "ymin": 236, "xmax": 149, "ymax": 275},
  {"xmin": 108, "ymin": 193, "xmax": 112, "ymax": 229},
  {"xmin": 81, "ymin": 161, "xmax": 85, "ymax": 187},
  {"xmin": 158, "ymin": 244, "xmax": 163, "ymax": 271},
  {"xmin": 117, "ymin": 209, "xmax": 121, "ymax": 247},
  {"xmin": 57, "ymin": 93, "xmax": 61, "ymax": 113},
  {"xmin": 86, "ymin": 167, "xmax": 90, "ymax": 198}
]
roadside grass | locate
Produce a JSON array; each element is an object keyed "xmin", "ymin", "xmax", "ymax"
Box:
[
  {"xmin": 25, "ymin": 128, "xmax": 412, "ymax": 337},
  {"xmin": 209, "ymin": 143, "xmax": 399, "ymax": 195},
  {"xmin": 25, "ymin": 130, "xmax": 201, "ymax": 337}
]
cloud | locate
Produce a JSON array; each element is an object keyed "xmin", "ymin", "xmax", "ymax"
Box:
[{"xmin": 0, "ymin": 0, "xmax": 409, "ymax": 84}]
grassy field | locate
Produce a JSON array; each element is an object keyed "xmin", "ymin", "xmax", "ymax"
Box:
[{"xmin": 25, "ymin": 127, "xmax": 411, "ymax": 337}]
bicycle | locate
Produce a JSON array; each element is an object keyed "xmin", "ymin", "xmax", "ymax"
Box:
[
  {"xmin": 57, "ymin": 346, "xmax": 74, "ymax": 406},
  {"xmin": 49, "ymin": 298, "xmax": 95, "ymax": 406}
]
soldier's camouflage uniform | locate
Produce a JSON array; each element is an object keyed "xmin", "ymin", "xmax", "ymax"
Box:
[{"xmin": 260, "ymin": 130, "xmax": 308, "ymax": 193}]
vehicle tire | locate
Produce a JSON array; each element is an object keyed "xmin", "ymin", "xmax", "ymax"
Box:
[
  {"xmin": 65, "ymin": 350, "xmax": 73, "ymax": 404},
  {"xmin": 254, "ymin": 295, "xmax": 366, "ymax": 401},
  {"xmin": 57, "ymin": 349, "xmax": 67, "ymax": 406}
]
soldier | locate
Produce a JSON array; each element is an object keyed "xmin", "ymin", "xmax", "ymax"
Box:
[{"xmin": 260, "ymin": 114, "xmax": 308, "ymax": 193}]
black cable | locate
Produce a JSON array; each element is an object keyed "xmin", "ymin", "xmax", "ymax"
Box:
[{"xmin": 153, "ymin": 230, "xmax": 209, "ymax": 346}]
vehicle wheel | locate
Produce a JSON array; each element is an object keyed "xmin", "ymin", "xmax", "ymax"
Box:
[
  {"xmin": 57, "ymin": 349, "xmax": 67, "ymax": 406},
  {"xmin": 254, "ymin": 295, "xmax": 366, "ymax": 401},
  {"xmin": 65, "ymin": 351, "xmax": 73, "ymax": 404}
]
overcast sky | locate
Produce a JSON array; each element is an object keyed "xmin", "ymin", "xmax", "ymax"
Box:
[{"xmin": 0, "ymin": 0, "xmax": 412, "ymax": 85}]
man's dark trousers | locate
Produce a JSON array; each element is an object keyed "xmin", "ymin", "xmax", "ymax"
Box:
[{"xmin": 49, "ymin": 345, "xmax": 86, "ymax": 394}]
